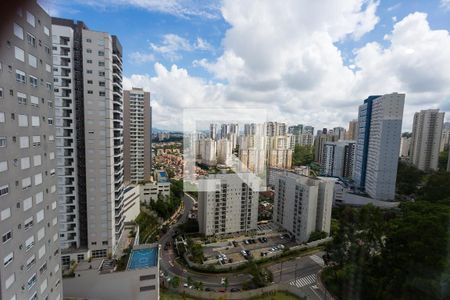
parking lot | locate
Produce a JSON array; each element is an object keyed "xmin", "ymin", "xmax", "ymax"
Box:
[{"xmin": 202, "ymin": 233, "xmax": 297, "ymax": 266}]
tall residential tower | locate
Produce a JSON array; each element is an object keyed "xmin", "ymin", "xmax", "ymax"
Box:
[
  {"xmin": 123, "ymin": 88, "xmax": 152, "ymax": 183},
  {"xmin": 0, "ymin": 2, "xmax": 63, "ymax": 299},
  {"xmin": 353, "ymin": 93, "xmax": 405, "ymax": 201}
]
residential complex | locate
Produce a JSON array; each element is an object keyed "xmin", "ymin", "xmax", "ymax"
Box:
[
  {"xmin": 353, "ymin": 93, "xmax": 405, "ymax": 201},
  {"xmin": 345, "ymin": 119, "xmax": 358, "ymax": 140},
  {"xmin": 198, "ymin": 173, "xmax": 260, "ymax": 236},
  {"xmin": 400, "ymin": 135, "xmax": 411, "ymax": 158},
  {"xmin": 272, "ymin": 171, "xmax": 334, "ymax": 243},
  {"xmin": 0, "ymin": 3, "xmax": 63, "ymax": 299},
  {"xmin": 124, "ymin": 87, "xmax": 152, "ymax": 183},
  {"xmin": 320, "ymin": 141, "xmax": 355, "ymax": 178},
  {"xmin": 410, "ymin": 109, "xmax": 445, "ymax": 171},
  {"xmin": 52, "ymin": 17, "xmax": 125, "ymax": 261}
]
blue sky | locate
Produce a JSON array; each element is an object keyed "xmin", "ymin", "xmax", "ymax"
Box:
[{"xmin": 39, "ymin": 0, "xmax": 450, "ymax": 130}]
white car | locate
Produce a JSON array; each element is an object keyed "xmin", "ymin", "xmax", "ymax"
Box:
[{"xmin": 183, "ymin": 283, "xmax": 189, "ymax": 288}]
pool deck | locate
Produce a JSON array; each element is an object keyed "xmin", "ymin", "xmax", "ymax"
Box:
[{"xmin": 127, "ymin": 245, "xmax": 159, "ymax": 270}]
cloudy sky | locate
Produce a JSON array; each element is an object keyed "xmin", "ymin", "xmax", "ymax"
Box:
[{"xmin": 39, "ymin": 0, "xmax": 450, "ymax": 131}]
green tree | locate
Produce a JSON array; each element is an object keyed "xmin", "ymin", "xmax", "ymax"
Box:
[
  {"xmin": 170, "ymin": 276, "xmax": 180, "ymax": 288},
  {"xmin": 396, "ymin": 160, "xmax": 424, "ymax": 195},
  {"xmin": 438, "ymin": 149, "xmax": 449, "ymax": 171},
  {"xmin": 292, "ymin": 145, "xmax": 314, "ymax": 166},
  {"xmin": 308, "ymin": 231, "xmax": 327, "ymax": 242}
]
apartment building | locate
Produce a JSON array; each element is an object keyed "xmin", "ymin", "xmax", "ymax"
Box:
[
  {"xmin": 0, "ymin": 2, "xmax": 63, "ymax": 299},
  {"xmin": 320, "ymin": 140, "xmax": 355, "ymax": 178},
  {"xmin": 52, "ymin": 18, "xmax": 124, "ymax": 261},
  {"xmin": 198, "ymin": 173, "xmax": 260, "ymax": 236},
  {"xmin": 410, "ymin": 109, "xmax": 445, "ymax": 171},
  {"xmin": 272, "ymin": 171, "xmax": 334, "ymax": 243},
  {"xmin": 353, "ymin": 93, "xmax": 404, "ymax": 201},
  {"xmin": 345, "ymin": 119, "xmax": 358, "ymax": 140},
  {"xmin": 123, "ymin": 87, "xmax": 152, "ymax": 183}
]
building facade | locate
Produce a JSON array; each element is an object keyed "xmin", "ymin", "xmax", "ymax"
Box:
[
  {"xmin": 0, "ymin": 2, "xmax": 63, "ymax": 299},
  {"xmin": 52, "ymin": 18, "xmax": 124, "ymax": 260},
  {"xmin": 123, "ymin": 87, "xmax": 152, "ymax": 183},
  {"xmin": 410, "ymin": 109, "xmax": 445, "ymax": 171},
  {"xmin": 198, "ymin": 173, "xmax": 260, "ymax": 236},
  {"xmin": 272, "ymin": 171, "xmax": 334, "ymax": 243},
  {"xmin": 320, "ymin": 141, "xmax": 354, "ymax": 178},
  {"xmin": 353, "ymin": 93, "xmax": 404, "ymax": 201}
]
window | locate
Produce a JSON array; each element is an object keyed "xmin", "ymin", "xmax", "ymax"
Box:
[
  {"xmin": 33, "ymin": 155, "xmax": 41, "ymax": 166},
  {"xmin": 25, "ymin": 236, "xmax": 34, "ymax": 252},
  {"xmin": 28, "ymin": 54, "xmax": 37, "ymax": 68},
  {"xmin": 18, "ymin": 114, "xmax": 28, "ymax": 127},
  {"xmin": 87, "ymin": 80, "xmax": 93, "ymax": 84},
  {"xmin": 87, "ymin": 59, "xmax": 92, "ymax": 64},
  {"xmin": 87, "ymin": 90, "xmax": 93, "ymax": 94},
  {"xmin": 17, "ymin": 92, "xmax": 27, "ymax": 104},
  {"xmin": 13, "ymin": 23, "xmax": 23, "ymax": 39},
  {"xmin": 25, "ymin": 255, "xmax": 35, "ymax": 271},
  {"xmin": 46, "ymin": 82, "xmax": 52, "ymax": 90},
  {"xmin": 86, "ymin": 48, "xmax": 92, "ymax": 53},
  {"xmin": 48, "ymin": 135, "xmax": 54, "ymax": 141},
  {"xmin": 32, "ymin": 136, "xmax": 40, "ymax": 147},
  {"xmin": 15, "ymin": 70, "xmax": 26, "ymax": 83},
  {"xmin": 99, "ymin": 81, "xmax": 105, "ymax": 87},
  {"xmin": 27, "ymin": 273, "xmax": 37, "ymax": 290},
  {"xmin": 33, "ymin": 193, "xmax": 43, "ymax": 206},
  {"xmin": 2, "ymin": 231, "xmax": 12, "ymax": 243},
  {"xmin": 36, "ymin": 210, "xmax": 44, "ymax": 224},
  {"xmin": 14, "ymin": 46, "xmax": 24, "ymax": 61},
  {"xmin": 98, "ymin": 50, "xmax": 104, "ymax": 56},
  {"xmin": 1, "ymin": 208, "xmax": 11, "ymax": 220},
  {"xmin": 5, "ymin": 273, "xmax": 14, "ymax": 289},
  {"xmin": 29, "ymin": 76, "xmax": 38, "ymax": 87},
  {"xmin": 99, "ymin": 91, "xmax": 105, "ymax": 96},
  {"xmin": 0, "ymin": 88, "xmax": 3, "ymax": 98},
  {"xmin": 22, "ymin": 177, "xmax": 31, "ymax": 190},
  {"xmin": 20, "ymin": 136, "xmax": 29, "ymax": 148},
  {"xmin": 24, "ymin": 217, "xmax": 33, "ymax": 231},
  {"xmin": 37, "ymin": 227, "xmax": 45, "ymax": 241},
  {"xmin": 31, "ymin": 116, "xmax": 39, "ymax": 127},
  {"xmin": 99, "ymin": 71, "xmax": 105, "ymax": 76},
  {"xmin": 30, "ymin": 95, "xmax": 39, "ymax": 106},
  {"xmin": 3, "ymin": 252, "xmax": 13, "ymax": 267},
  {"xmin": 49, "ymin": 152, "xmax": 55, "ymax": 159},
  {"xmin": 0, "ymin": 137, "xmax": 6, "ymax": 148},
  {"xmin": 26, "ymin": 11, "xmax": 35, "ymax": 27},
  {"xmin": 48, "ymin": 118, "xmax": 53, "ymax": 125},
  {"xmin": 21, "ymin": 157, "xmax": 30, "ymax": 170},
  {"xmin": 86, "ymin": 38, "xmax": 92, "ymax": 43},
  {"xmin": 26, "ymin": 33, "xmax": 36, "ymax": 47},
  {"xmin": 44, "ymin": 45, "xmax": 50, "ymax": 54},
  {"xmin": 34, "ymin": 173, "xmax": 42, "ymax": 186},
  {"xmin": 0, "ymin": 112, "xmax": 5, "ymax": 123},
  {"xmin": 45, "ymin": 63, "xmax": 51, "ymax": 72},
  {"xmin": 43, "ymin": 26, "xmax": 50, "ymax": 36},
  {"xmin": 38, "ymin": 245, "xmax": 45, "ymax": 259},
  {"xmin": 98, "ymin": 61, "xmax": 105, "ymax": 67},
  {"xmin": 0, "ymin": 161, "xmax": 7, "ymax": 172},
  {"xmin": 86, "ymin": 70, "xmax": 92, "ymax": 74}
]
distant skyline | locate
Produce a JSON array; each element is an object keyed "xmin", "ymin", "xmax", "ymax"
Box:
[{"xmin": 39, "ymin": 0, "xmax": 450, "ymax": 131}]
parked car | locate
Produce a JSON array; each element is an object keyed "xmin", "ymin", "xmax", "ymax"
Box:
[{"xmin": 231, "ymin": 288, "xmax": 241, "ymax": 292}]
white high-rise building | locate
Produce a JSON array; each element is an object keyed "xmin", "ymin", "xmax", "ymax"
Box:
[
  {"xmin": 410, "ymin": 109, "xmax": 445, "ymax": 171},
  {"xmin": 198, "ymin": 173, "xmax": 260, "ymax": 236},
  {"xmin": 0, "ymin": 3, "xmax": 63, "ymax": 299},
  {"xmin": 199, "ymin": 138, "xmax": 216, "ymax": 166},
  {"xmin": 400, "ymin": 136, "xmax": 411, "ymax": 158},
  {"xmin": 217, "ymin": 138, "xmax": 233, "ymax": 166},
  {"xmin": 272, "ymin": 171, "xmax": 334, "ymax": 243},
  {"xmin": 353, "ymin": 93, "xmax": 405, "ymax": 201},
  {"xmin": 321, "ymin": 141, "xmax": 355, "ymax": 178},
  {"xmin": 52, "ymin": 18, "xmax": 125, "ymax": 260}
]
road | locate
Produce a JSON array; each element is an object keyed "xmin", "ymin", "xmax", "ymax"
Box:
[{"xmin": 159, "ymin": 193, "xmax": 331, "ymax": 298}]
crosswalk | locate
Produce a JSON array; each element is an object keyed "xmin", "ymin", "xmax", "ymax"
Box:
[
  {"xmin": 309, "ymin": 254, "xmax": 325, "ymax": 266},
  {"xmin": 289, "ymin": 273, "xmax": 317, "ymax": 288}
]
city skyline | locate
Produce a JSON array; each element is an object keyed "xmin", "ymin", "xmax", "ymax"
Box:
[{"xmin": 37, "ymin": 0, "xmax": 450, "ymax": 131}]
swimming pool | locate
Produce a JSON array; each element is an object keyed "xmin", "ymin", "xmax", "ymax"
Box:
[{"xmin": 127, "ymin": 247, "xmax": 158, "ymax": 270}]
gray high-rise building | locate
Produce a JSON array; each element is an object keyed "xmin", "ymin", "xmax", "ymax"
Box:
[
  {"xmin": 124, "ymin": 88, "xmax": 152, "ymax": 183},
  {"xmin": 52, "ymin": 18, "xmax": 124, "ymax": 261},
  {"xmin": 321, "ymin": 141, "xmax": 355, "ymax": 178},
  {"xmin": 410, "ymin": 109, "xmax": 445, "ymax": 171},
  {"xmin": 0, "ymin": 2, "xmax": 63, "ymax": 299},
  {"xmin": 353, "ymin": 93, "xmax": 405, "ymax": 201},
  {"xmin": 272, "ymin": 171, "xmax": 334, "ymax": 243}
]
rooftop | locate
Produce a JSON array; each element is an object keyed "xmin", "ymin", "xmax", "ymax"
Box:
[{"xmin": 127, "ymin": 245, "xmax": 158, "ymax": 270}]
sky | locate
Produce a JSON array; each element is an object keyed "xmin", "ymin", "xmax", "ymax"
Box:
[{"xmin": 39, "ymin": 0, "xmax": 450, "ymax": 131}]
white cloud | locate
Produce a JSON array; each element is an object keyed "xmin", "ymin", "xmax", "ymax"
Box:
[
  {"xmin": 127, "ymin": 2, "xmax": 450, "ymax": 131},
  {"xmin": 441, "ymin": 0, "xmax": 450, "ymax": 11},
  {"xmin": 129, "ymin": 52, "xmax": 155, "ymax": 64},
  {"xmin": 149, "ymin": 34, "xmax": 213, "ymax": 61}
]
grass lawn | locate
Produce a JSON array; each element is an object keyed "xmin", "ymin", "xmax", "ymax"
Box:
[{"xmin": 161, "ymin": 289, "xmax": 304, "ymax": 300}]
